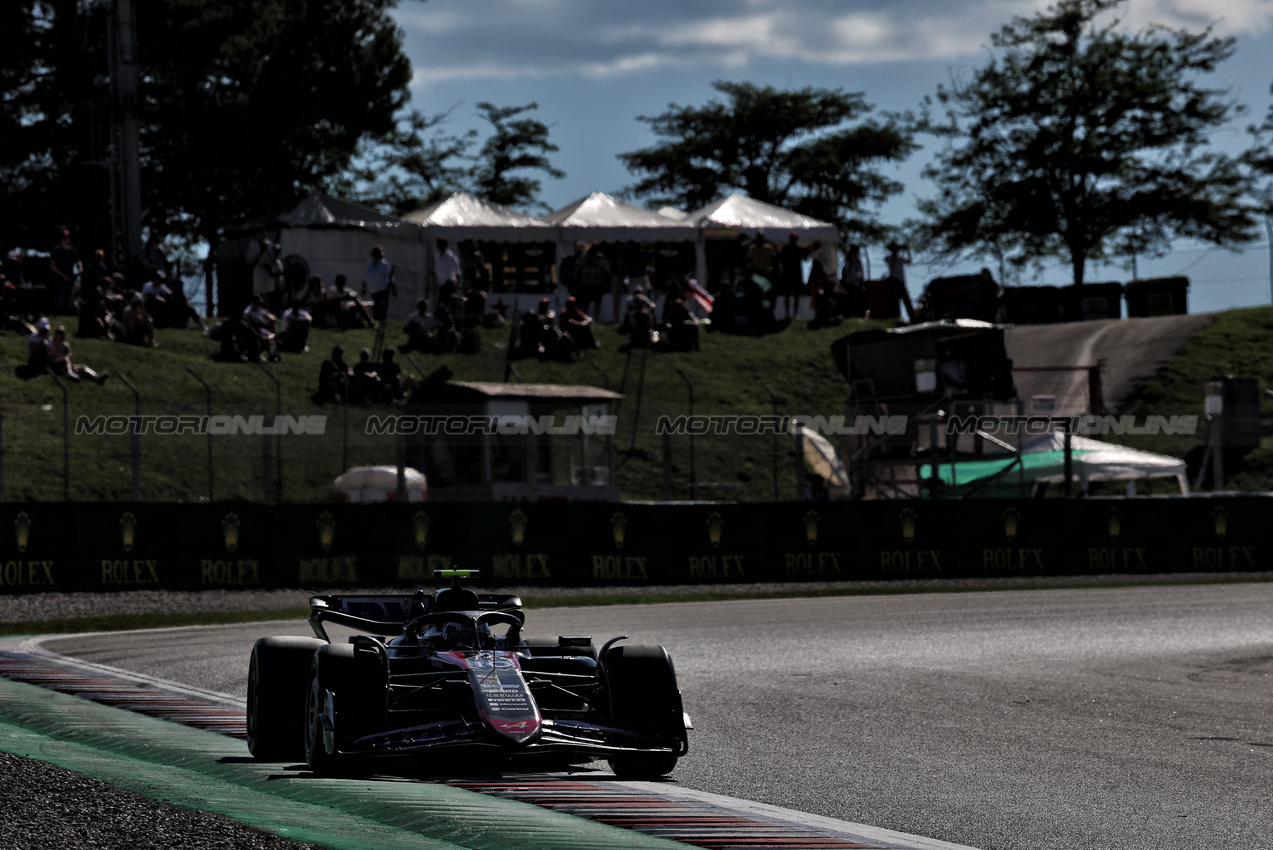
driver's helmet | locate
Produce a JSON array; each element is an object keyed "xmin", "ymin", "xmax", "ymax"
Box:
[
  {"xmin": 441, "ymin": 621, "xmax": 474, "ymax": 647},
  {"xmin": 422, "ymin": 619, "xmax": 492, "ymax": 649}
]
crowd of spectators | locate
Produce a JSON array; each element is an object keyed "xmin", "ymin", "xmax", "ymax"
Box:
[{"xmin": 4, "ymin": 229, "xmax": 210, "ymax": 383}]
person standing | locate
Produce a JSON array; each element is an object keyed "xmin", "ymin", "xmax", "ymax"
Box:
[
  {"xmin": 777, "ymin": 231, "xmax": 807, "ymax": 320},
  {"xmin": 558, "ymin": 241, "xmax": 586, "ymax": 299},
  {"xmin": 361, "ymin": 244, "xmax": 395, "ymax": 321},
  {"xmin": 431, "ymin": 239, "xmax": 459, "ymax": 303},
  {"xmin": 882, "ymin": 241, "xmax": 916, "ymax": 322},
  {"xmin": 884, "ymin": 241, "xmax": 911, "ymax": 287},
  {"xmin": 49, "ymin": 229, "xmax": 82, "ymax": 314},
  {"xmin": 245, "ymin": 228, "xmax": 279, "ymax": 303}
]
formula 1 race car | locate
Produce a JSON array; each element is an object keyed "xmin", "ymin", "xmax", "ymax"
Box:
[{"xmin": 246, "ymin": 570, "xmax": 690, "ymax": 777}]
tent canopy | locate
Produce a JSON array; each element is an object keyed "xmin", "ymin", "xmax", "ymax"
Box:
[
  {"xmin": 689, "ymin": 194, "xmax": 836, "ymax": 242},
  {"xmin": 920, "ymin": 433, "xmax": 1189, "ymax": 497},
  {"xmin": 403, "ymin": 192, "xmax": 553, "ymax": 242},
  {"xmin": 544, "ymin": 192, "xmax": 697, "ymax": 243},
  {"xmin": 281, "ymin": 193, "xmax": 418, "ymax": 236}
]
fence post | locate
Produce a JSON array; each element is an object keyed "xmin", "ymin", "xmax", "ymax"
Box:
[
  {"xmin": 762, "ymin": 380, "xmax": 784, "ymax": 501},
  {"xmin": 117, "ymin": 372, "xmax": 143, "ymax": 501},
  {"xmin": 262, "ymin": 431, "xmax": 274, "ymax": 504},
  {"xmin": 396, "ymin": 431, "xmax": 407, "ymax": 502},
  {"xmin": 674, "ymin": 367, "xmax": 696, "ymax": 501},
  {"xmin": 0, "ymin": 409, "xmax": 5, "ymax": 502},
  {"xmin": 257, "ymin": 363, "xmax": 283, "ymax": 503},
  {"xmin": 185, "ymin": 366, "xmax": 214, "ymax": 501},
  {"xmin": 48, "ymin": 369, "xmax": 70, "ymax": 500}
]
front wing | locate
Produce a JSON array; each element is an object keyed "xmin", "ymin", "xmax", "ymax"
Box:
[{"xmin": 332, "ymin": 708, "xmax": 686, "ymax": 760}]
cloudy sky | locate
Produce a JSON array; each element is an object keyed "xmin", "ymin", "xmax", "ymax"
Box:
[{"xmin": 392, "ymin": 0, "xmax": 1273, "ymax": 311}]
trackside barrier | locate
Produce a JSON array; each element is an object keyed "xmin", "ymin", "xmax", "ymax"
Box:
[{"xmin": 0, "ymin": 498, "xmax": 1266, "ymax": 593}]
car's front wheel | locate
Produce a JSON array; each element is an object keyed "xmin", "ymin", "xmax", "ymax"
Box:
[
  {"xmin": 604, "ymin": 644, "xmax": 687, "ymax": 779},
  {"xmin": 304, "ymin": 644, "xmax": 378, "ymax": 775},
  {"xmin": 247, "ymin": 636, "xmax": 325, "ymax": 761}
]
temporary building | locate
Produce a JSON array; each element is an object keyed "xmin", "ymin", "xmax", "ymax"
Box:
[
  {"xmin": 687, "ymin": 194, "xmax": 839, "ymax": 290},
  {"xmin": 544, "ymin": 192, "xmax": 698, "ymax": 245},
  {"xmin": 275, "ymin": 193, "xmax": 426, "ymax": 320},
  {"xmin": 404, "ymin": 192, "xmax": 557, "ymax": 297},
  {"xmin": 543, "ymin": 192, "xmax": 699, "ymax": 319},
  {"xmin": 919, "ymin": 433, "xmax": 1189, "ymax": 497}
]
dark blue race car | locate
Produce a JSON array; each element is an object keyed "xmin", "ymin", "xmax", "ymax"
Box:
[{"xmin": 246, "ymin": 570, "xmax": 691, "ymax": 778}]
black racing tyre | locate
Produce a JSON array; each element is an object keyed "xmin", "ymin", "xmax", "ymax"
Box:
[
  {"xmin": 246, "ymin": 636, "xmax": 325, "ymax": 761},
  {"xmin": 304, "ymin": 643, "xmax": 381, "ymax": 775},
  {"xmin": 604, "ymin": 644, "xmax": 686, "ymax": 779}
]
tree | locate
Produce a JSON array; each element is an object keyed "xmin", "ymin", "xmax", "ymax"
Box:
[
  {"xmin": 326, "ymin": 106, "xmax": 477, "ymax": 217},
  {"xmin": 918, "ymin": 0, "xmax": 1258, "ymax": 285},
  {"xmin": 0, "ymin": 1, "xmax": 114, "ymax": 252},
  {"xmin": 468, "ymin": 102, "xmax": 564, "ymax": 213},
  {"xmin": 1250, "ymin": 86, "xmax": 1273, "ymax": 302},
  {"xmin": 335, "ymin": 101, "xmax": 563, "ymax": 215},
  {"xmin": 618, "ymin": 81, "xmax": 916, "ymax": 243},
  {"xmin": 139, "ymin": 0, "xmax": 412, "ymax": 248},
  {"xmin": 0, "ymin": 0, "xmax": 413, "ymax": 289}
]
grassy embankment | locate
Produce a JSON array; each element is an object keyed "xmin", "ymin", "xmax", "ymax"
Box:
[
  {"xmin": 1096, "ymin": 306, "xmax": 1273, "ymax": 493},
  {"xmin": 1, "ymin": 316, "xmax": 890, "ymax": 502},
  {"xmin": 4, "ymin": 307, "xmax": 1273, "ymax": 501}
]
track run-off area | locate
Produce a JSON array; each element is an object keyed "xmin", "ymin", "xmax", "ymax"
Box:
[{"xmin": 3, "ymin": 580, "xmax": 1272, "ymax": 850}]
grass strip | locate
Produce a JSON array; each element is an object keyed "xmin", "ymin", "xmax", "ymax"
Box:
[{"xmin": 3, "ymin": 572, "xmax": 1271, "ymax": 635}]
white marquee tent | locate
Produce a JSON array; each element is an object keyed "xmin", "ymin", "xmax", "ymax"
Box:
[
  {"xmin": 276, "ymin": 194, "xmax": 425, "ymax": 320},
  {"xmin": 687, "ymin": 194, "xmax": 839, "ymax": 289},
  {"xmin": 404, "ymin": 192, "xmax": 556, "ymax": 302},
  {"xmin": 543, "ymin": 192, "xmax": 699, "ymax": 245}
]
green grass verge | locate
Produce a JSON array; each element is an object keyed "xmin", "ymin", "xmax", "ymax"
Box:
[
  {"xmin": 5, "ymin": 572, "xmax": 1270, "ymax": 636},
  {"xmin": 0, "ymin": 607, "xmax": 312, "ymax": 636}
]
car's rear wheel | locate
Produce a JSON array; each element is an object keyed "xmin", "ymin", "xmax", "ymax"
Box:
[
  {"xmin": 247, "ymin": 636, "xmax": 325, "ymax": 761},
  {"xmin": 304, "ymin": 644, "xmax": 380, "ymax": 775},
  {"xmin": 604, "ymin": 644, "xmax": 686, "ymax": 779}
]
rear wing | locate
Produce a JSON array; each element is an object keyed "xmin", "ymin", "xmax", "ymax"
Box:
[{"xmin": 308, "ymin": 592, "xmax": 524, "ymax": 642}]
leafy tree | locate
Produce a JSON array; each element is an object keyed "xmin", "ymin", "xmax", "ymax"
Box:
[
  {"xmin": 618, "ymin": 81, "xmax": 917, "ymax": 243},
  {"xmin": 140, "ymin": 0, "xmax": 412, "ymax": 247},
  {"xmin": 0, "ymin": 1, "xmax": 113, "ymax": 251},
  {"xmin": 326, "ymin": 107, "xmax": 477, "ymax": 217},
  {"xmin": 0, "ymin": 0, "xmax": 413, "ymax": 288},
  {"xmin": 917, "ymin": 0, "xmax": 1258, "ymax": 285},
  {"xmin": 338, "ymin": 100, "xmax": 563, "ymax": 215},
  {"xmin": 468, "ymin": 102, "xmax": 564, "ymax": 213}
]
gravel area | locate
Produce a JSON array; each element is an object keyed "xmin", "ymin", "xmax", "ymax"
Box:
[
  {"xmin": 0, "ymin": 751, "xmax": 318, "ymax": 850},
  {"xmin": 2, "ymin": 572, "xmax": 1271, "ymax": 624}
]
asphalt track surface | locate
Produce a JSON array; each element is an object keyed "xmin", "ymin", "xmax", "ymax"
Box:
[
  {"xmin": 45, "ymin": 581, "xmax": 1273, "ymax": 850},
  {"xmin": 1003, "ymin": 313, "xmax": 1215, "ymax": 410}
]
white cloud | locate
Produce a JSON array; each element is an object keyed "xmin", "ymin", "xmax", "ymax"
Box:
[{"xmin": 396, "ymin": 0, "xmax": 1273, "ymax": 89}]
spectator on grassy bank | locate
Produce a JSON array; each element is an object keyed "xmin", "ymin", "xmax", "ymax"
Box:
[
  {"xmin": 122, "ymin": 294, "xmax": 157, "ymax": 347},
  {"xmin": 312, "ymin": 344, "xmax": 351, "ymax": 404},
  {"xmin": 48, "ymin": 326, "xmax": 108, "ymax": 384},
  {"xmin": 559, "ymin": 296, "xmax": 599, "ymax": 351},
  {"xmin": 401, "ymin": 297, "xmax": 439, "ymax": 354},
  {"xmin": 279, "ymin": 300, "xmax": 312, "ymax": 353},
  {"xmin": 334, "ymin": 274, "xmax": 375, "ymax": 329}
]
